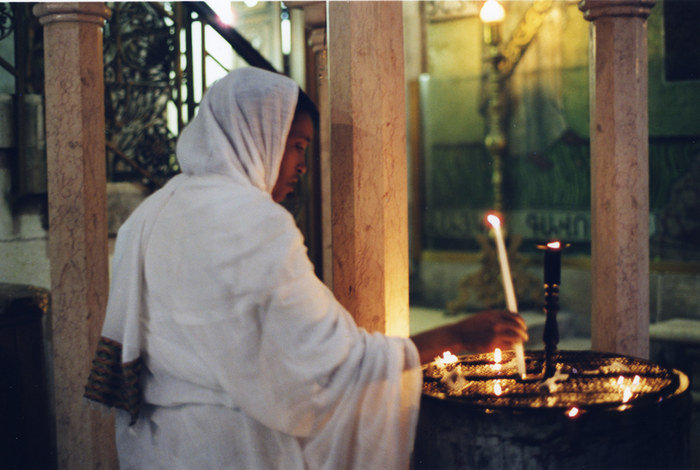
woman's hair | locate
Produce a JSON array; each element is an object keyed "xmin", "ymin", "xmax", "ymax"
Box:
[{"xmin": 295, "ymin": 89, "xmax": 320, "ymax": 128}]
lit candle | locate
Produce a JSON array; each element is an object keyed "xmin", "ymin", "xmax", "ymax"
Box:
[
  {"xmin": 486, "ymin": 213, "xmax": 526, "ymax": 378},
  {"xmin": 622, "ymin": 386, "xmax": 633, "ymax": 403},
  {"xmin": 487, "ymin": 214, "xmax": 517, "ymax": 311},
  {"xmin": 493, "ymin": 347, "xmax": 502, "ymax": 372},
  {"xmin": 434, "ymin": 350, "xmax": 458, "ymax": 369},
  {"xmin": 540, "ymin": 240, "xmax": 563, "ymax": 378},
  {"xmin": 494, "ymin": 347, "xmax": 502, "ymax": 363},
  {"xmin": 544, "ymin": 241, "xmax": 562, "ymax": 286},
  {"xmin": 494, "ymin": 380, "xmax": 503, "ymax": 396}
]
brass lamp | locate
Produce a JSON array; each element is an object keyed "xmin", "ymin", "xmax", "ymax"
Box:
[{"xmin": 480, "ymin": 0, "xmax": 506, "ymax": 212}]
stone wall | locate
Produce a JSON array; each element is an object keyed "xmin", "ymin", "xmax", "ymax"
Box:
[{"xmin": 413, "ymin": 1, "xmax": 700, "ymax": 341}]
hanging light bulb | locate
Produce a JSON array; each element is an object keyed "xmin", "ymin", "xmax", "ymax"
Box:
[
  {"xmin": 480, "ymin": 0, "xmax": 506, "ymax": 24},
  {"xmin": 281, "ymin": 7, "xmax": 291, "ymax": 56}
]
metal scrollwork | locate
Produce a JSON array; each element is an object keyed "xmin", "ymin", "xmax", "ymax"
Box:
[
  {"xmin": 498, "ymin": 0, "xmax": 553, "ymax": 77},
  {"xmin": 0, "ymin": 3, "xmax": 13, "ymax": 41},
  {"xmin": 104, "ymin": 1, "xmax": 180, "ymax": 187}
]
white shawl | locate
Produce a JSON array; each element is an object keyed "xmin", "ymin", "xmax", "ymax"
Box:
[{"xmin": 86, "ymin": 67, "xmax": 422, "ymax": 469}]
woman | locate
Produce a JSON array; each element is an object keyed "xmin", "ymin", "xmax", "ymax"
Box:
[{"xmin": 85, "ymin": 67, "xmax": 527, "ymax": 469}]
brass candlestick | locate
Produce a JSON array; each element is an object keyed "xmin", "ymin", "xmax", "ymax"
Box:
[{"xmin": 540, "ymin": 241, "xmax": 563, "ymax": 378}]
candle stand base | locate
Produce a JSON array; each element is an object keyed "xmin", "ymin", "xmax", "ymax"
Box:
[
  {"xmin": 414, "ymin": 351, "xmax": 691, "ymax": 470},
  {"xmin": 543, "ymin": 282, "xmax": 560, "ymax": 378}
]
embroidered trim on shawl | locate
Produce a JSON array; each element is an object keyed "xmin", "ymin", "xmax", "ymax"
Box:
[{"xmin": 84, "ymin": 336, "xmax": 143, "ymax": 424}]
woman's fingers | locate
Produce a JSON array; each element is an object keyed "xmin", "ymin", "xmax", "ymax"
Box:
[{"xmin": 494, "ymin": 317, "xmax": 529, "ymax": 342}]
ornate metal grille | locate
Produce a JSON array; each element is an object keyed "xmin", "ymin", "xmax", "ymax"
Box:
[
  {"xmin": 0, "ymin": 2, "xmax": 45, "ymax": 206},
  {"xmin": 0, "ymin": 3, "xmax": 13, "ymax": 41},
  {"xmin": 104, "ymin": 2, "xmax": 181, "ymax": 188},
  {"xmin": 2, "ymin": 1, "xmax": 280, "ymax": 196}
]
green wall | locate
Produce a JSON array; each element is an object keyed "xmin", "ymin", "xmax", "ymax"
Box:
[{"xmin": 419, "ymin": 1, "xmax": 700, "ymax": 260}]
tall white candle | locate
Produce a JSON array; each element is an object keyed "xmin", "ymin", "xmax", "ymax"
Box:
[{"xmin": 487, "ymin": 213, "xmax": 526, "ymax": 378}]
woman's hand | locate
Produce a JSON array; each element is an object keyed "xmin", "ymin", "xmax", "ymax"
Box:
[
  {"xmin": 453, "ymin": 309, "xmax": 528, "ymax": 353},
  {"xmin": 411, "ymin": 310, "xmax": 529, "ymax": 364}
]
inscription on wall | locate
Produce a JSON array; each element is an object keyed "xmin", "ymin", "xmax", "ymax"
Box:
[
  {"xmin": 521, "ymin": 211, "xmax": 590, "ymax": 241},
  {"xmin": 424, "ymin": 209, "xmax": 592, "ymax": 243},
  {"xmin": 424, "ymin": 209, "xmax": 661, "ymax": 246}
]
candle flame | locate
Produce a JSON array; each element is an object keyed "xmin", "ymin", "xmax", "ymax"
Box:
[
  {"xmin": 622, "ymin": 386, "xmax": 633, "ymax": 403},
  {"xmin": 567, "ymin": 407, "xmax": 580, "ymax": 418},
  {"xmin": 441, "ymin": 351, "xmax": 458, "ymax": 363},
  {"xmin": 547, "ymin": 241, "xmax": 561, "ymax": 249},
  {"xmin": 633, "ymin": 375, "xmax": 640, "ymax": 386},
  {"xmin": 494, "ymin": 348, "xmax": 502, "ymax": 363},
  {"xmin": 486, "ymin": 213, "xmax": 501, "ymax": 228},
  {"xmin": 617, "ymin": 375, "xmax": 625, "ymax": 386},
  {"xmin": 434, "ymin": 350, "xmax": 458, "ymax": 368},
  {"xmin": 492, "ymin": 348, "xmax": 502, "ymax": 371},
  {"xmin": 494, "ymin": 381, "xmax": 503, "ymax": 396}
]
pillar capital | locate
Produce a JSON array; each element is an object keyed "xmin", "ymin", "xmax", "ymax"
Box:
[
  {"xmin": 33, "ymin": 2, "xmax": 110, "ymax": 26},
  {"xmin": 579, "ymin": 0, "xmax": 655, "ymax": 21},
  {"xmin": 286, "ymin": 1, "xmax": 326, "ymax": 29},
  {"xmin": 308, "ymin": 28, "xmax": 326, "ymax": 55}
]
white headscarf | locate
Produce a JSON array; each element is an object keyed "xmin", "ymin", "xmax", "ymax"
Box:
[{"xmin": 176, "ymin": 67, "xmax": 299, "ymax": 191}]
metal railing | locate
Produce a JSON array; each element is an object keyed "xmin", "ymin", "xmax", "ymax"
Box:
[
  {"xmin": 0, "ymin": 3, "xmax": 44, "ymax": 206},
  {"xmin": 104, "ymin": 1, "xmax": 279, "ymax": 188},
  {"xmin": 0, "ymin": 1, "xmax": 281, "ymax": 198}
]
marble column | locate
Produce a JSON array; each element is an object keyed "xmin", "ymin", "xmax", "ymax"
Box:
[
  {"xmin": 308, "ymin": 25, "xmax": 334, "ymax": 289},
  {"xmin": 579, "ymin": 0, "xmax": 655, "ymax": 358},
  {"xmin": 33, "ymin": 3, "xmax": 115, "ymax": 469},
  {"xmin": 287, "ymin": 0, "xmax": 333, "ymax": 287},
  {"xmin": 328, "ymin": 2, "xmax": 409, "ymax": 336}
]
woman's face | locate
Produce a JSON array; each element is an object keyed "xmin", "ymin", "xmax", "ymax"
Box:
[{"xmin": 272, "ymin": 112, "xmax": 313, "ymax": 203}]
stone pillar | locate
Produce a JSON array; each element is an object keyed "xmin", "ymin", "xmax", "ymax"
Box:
[
  {"xmin": 579, "ymin": 0, "xmax": 655, "ymax": 358},
  {"xmin": 328, "ymin": 2, "xmax": 409, "ymax": 336},
  {"xmin": 308, "ymin": 23, "xmax": 334, "ymax": 289},
  {"xmin": 32, "ymin": 3, "xmax": 115, "ymax": 469},
  {"xmin": 288, "ymin": 6, "xmax": 307, "ymax": 87},
  {"xmin": 288, "ymin": 0, "xmax": 333, "ymax": 287}
]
